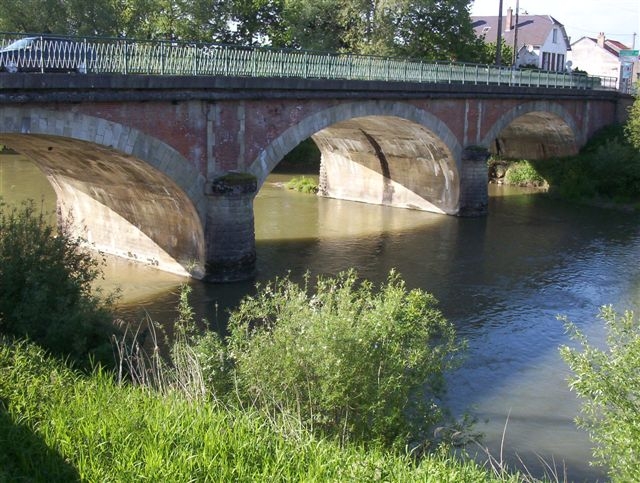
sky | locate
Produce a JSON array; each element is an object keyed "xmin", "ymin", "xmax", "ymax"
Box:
[{"xmin": 470, "ymin": 0, "xmax": 640, "ymax": 48}]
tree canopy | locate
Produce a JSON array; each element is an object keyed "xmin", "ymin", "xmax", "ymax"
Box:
[{"xmin": 0, "ymin": 0, "xmax": 488, "ymax": 62}]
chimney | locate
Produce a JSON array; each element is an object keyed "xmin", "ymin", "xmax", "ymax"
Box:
[
  {"xmin": 506, "ymin": 7, "xmax": 514, "ymax": 31},
  {"xmin": 597, "ymin": 32, "xmax": 605, "ymax": 48}
]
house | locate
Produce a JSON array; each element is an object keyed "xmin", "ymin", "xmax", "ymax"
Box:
[
  {"xmin": 472, "ymin": 8, "xmax": 571, "ymax": 71},
  {"xmin": 568, "ymin": 33, "xmax": 639, "ymax": 91}
]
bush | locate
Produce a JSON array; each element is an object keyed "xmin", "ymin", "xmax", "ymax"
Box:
[
  {"xmin": 504, "ymin": 160, "xmax": 546, "ymax": 187},
  {"xmin": 285, "ymin": 176, "xmax": 319, "ymax": 194},
  {"xmin": 222, "ymin": 270, "xmax": 465, "ymax": 450},
  {"xmin": 624, "ymin": 93, "xmax": 640, "ymax": 150},
  {"xmin": 532, "ymin": 133, "xmax": 640, "ymax": 204},
  {"xmin": 0, "ymin": 200, "xmax": 116, "ymax": 368},
  {"xmin": 559, "ymin": 306, "xmax": 640, "ymax": 481}
]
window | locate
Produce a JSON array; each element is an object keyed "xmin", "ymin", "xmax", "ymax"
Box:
[
  {"xmin": 542, "ymin": 52, "xmax": 551, "ymax": 70},
  {"xmin": 552, "ymin": 29, "xmax": 558, "ymax": 43},
  {"xmin": 551, "ymin": 53, "xmax": 557, "ymax": 71},
  {"xmin": 556, "ymin": 54, "xmax": 565, "ymax": 71}
]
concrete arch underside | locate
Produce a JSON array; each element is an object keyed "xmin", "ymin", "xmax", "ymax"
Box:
[
  {"xmin": 250, "ymin": 101, "xmax": 462, "ymax": 215},
  {"xmin": 0, "ymin": 108, "xmax": 207, "ymax": 277},
  {"xmin": 482, "ymin": 101, "xmax": 579, "ymax": 160}
]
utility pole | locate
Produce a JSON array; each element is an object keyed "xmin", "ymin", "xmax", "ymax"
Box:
[
  {"xmin": 512, "ymin": 0, "xmax": 520, "ymax": 65},
  {"xmin": 496, "ymin": 0, "xmax": 504, "ymax": 66}
]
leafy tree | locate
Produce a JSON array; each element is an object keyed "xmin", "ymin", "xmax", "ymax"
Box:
[
  {"xmin": 389, "ymin": 0, "xmax": 484, "ymax": 61},
  {"xmin": 0, "ymin": 0, "xmax": 71, "ymax": 33},
  {"xmin": 280, "ymin": 0, "xmax": 345, "ymax": 51},
  {"xmin": 472, "ymin": 39, "xmax": 514, "ymax": 66},
  {"xmin": 227, "ymin": 0, "xmax": 284, "ymax": 46},
  {"xmin": 560, "ymin": 306, "xmax": 640, "ymax": 481},
  {"xmin": 624, "ymin": 90, "xmax": 640, "ymax": 150},
  {"xmin": 282, "ymin": 0, "xmax": 483, "ymax": 60},
  {"xmin": 0, "ymin": 200, "xmax": 116, "ymax": 368}
]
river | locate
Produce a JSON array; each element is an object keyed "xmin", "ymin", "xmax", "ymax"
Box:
[{"xmin": 3, "ymin": 153, "xmax": 640, "ymax": 481}]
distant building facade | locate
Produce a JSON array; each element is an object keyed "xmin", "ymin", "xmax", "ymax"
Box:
[
  {"xmin": 472, "ymin": 8, "xmax": 571, "ymax": 71},
  {"xmin": 569, "ymin": 33, "xmax": 639, "ymax": 91}
]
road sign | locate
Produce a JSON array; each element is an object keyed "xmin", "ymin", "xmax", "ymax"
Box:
[{"xmin": 620, "ymin": 49, "xmax": 639, "ymax": 58}]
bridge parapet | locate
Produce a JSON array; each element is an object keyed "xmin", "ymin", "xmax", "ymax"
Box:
[{"xmin": 0, "ymin": 32, "xmax": 617, "ymax": 90}]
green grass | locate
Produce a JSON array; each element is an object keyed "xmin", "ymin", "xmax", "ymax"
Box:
[{"xmin": 0, "ymin": 339, "xmax": 517, "ymax": 482}]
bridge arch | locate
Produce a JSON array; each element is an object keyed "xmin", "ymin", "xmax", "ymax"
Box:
[
  {"xmin": 0, "ymin": 107, "xmax": 206, "ymax": 277},
  {"xmin": 481, "ymin": 101, "xmax": 580, "ymax": 160},
  {"xmin": 248, "ymin": 101, "xmax": 462, "ymax": 214}
]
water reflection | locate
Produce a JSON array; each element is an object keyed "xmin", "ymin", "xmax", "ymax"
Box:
[{"xmin": 3, "ymin": 153, "xmax": 640, "ymax": 480}]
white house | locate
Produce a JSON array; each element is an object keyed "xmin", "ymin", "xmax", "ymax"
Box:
[
  {"xmin": 568, "ymin": 33, "xmax": 639, "ymax": 91},
  {"xmin": 472, "ymin": 8, "xmax": 571, "ymax": 71}
]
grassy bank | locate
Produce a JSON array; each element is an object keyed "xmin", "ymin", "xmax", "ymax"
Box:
[{"xmin": 0, "ymin": 340, "xmax": 516, "ymax": 482}]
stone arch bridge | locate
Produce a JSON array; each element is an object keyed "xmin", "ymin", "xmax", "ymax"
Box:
[{"xmin": 0, "ymin": 74, "xmax": 629, "ymax": 281}]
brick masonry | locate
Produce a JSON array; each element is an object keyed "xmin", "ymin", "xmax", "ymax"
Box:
[{"xmin": 0, "ymin": 75, "xmax": 627, "ymax": 280}]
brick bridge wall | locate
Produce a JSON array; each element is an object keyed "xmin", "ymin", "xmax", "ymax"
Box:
[{"xmin": 0, "ymin": 75, "xmax": 628, "ymax": 280}]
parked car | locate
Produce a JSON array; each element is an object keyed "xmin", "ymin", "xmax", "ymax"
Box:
[{"xmin": 0, "ymin": 35, "xmax": 95, "ymax": 73}]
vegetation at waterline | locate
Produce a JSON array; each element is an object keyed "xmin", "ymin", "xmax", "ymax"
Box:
[
  {"xmin": 1, "ymin": 340, "xmax": 516, "ymax": 482},
  {"xmin": 4, "ymin": 199, "xmax": 640, "ymax": 481},
  {"xmin": 0, "ymin": 200, "xmax": 117, "ymax": 369},
  {"xmin": 285, "ymin": 175, "xmax": 318, "ymax": 193},
  {"xmin": 0, "ymin": 200, "xmax": 511, "ymax": 480},
  {"xmin": 490, "ymin": 119, "xmax": 640, "ymax": 208},
  {"xmin": 560, "ymin": 307, "xmax": 640, "ymax": 482}
]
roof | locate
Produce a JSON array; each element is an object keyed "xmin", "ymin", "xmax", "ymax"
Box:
[
  {"xmin": 471, "ymin": 14, "xmax": 571, "ymax": 50},
  {"xmin": 571, "ymin": 36, "xmax": 630, "ymax": 58}
]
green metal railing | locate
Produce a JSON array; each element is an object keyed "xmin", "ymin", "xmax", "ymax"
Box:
[{"xmin": 0, "ymin": 33, "xmax": 618, "ymax": 90}]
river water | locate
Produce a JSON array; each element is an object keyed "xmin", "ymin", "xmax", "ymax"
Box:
[{"xmin": 3, "ymin": 154, "xmax": 640, "ymax": 481}]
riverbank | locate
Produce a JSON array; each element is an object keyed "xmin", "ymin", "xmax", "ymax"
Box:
[
  {"xmin": 0, "ymin": 340, "xmax": 522, "ymax": 482},
  {"xmin": 488, "ymin": 141, "xmax": 640, "ymax": 212}
]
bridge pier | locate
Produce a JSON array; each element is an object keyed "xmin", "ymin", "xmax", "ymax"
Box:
[
  {"xmin": 458, "ymin": 146, "xmax": 490, "ymax": 217},
  {"xmin": 204, "ymin": 173, "xmax": 257, "ymax": 282}
]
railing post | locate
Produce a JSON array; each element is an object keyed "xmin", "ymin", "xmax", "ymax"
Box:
[
  {"xmin": 160, "ymin": 41, "xmax": 165, "ymax": 75},
  {"xmin": 252, "ymin": 49, "xmax": 257, "ymax": 77},
  {"xmin": 124, "ymin": 40, "xmax": 128, "ymax": 74},
  {"xmin": 82, "ymin": 38, "xmax": 87, "ymax": 73},
  {"xmin": 419, "ymin": 60, "xmax": 423, "ymax": 83},
  {"xmin": 39, "ymin": 36, "xmax": 44, "ymax": 73},
  {"xmin": 192, "ymin": 44, "xmax": 196, "ymax": 75}
]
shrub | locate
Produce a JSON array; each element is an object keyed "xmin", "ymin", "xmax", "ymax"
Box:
[
  {"xmin": 559, "ymin": 306, "xmax": 640, "ymax": 481},
  {"xmin": 285, "ymin": 176, "xmax": 319, "ymax": 194},
  {"xmin": 223, "ymin": 269, "xmax": 465, "ymax": 450},
  {"xmin": 624, "ymin": 92, "xmax": 640, "ymax": 150},
  {"xmin": 0, "ymin": 200, "xmax": 116, "ymax": 368},
  {"xmin": 504, "ymin": 160, "xmax": 546, "ymax": 187}
]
